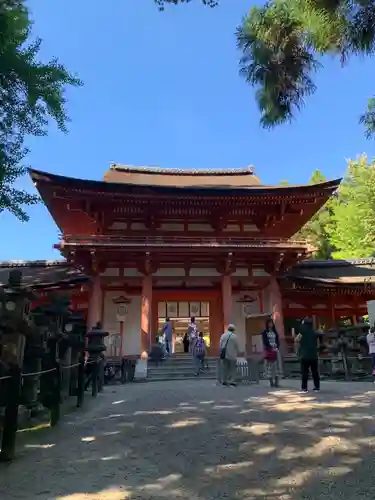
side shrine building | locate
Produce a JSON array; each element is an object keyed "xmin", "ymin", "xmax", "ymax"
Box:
[{"xmin": 3, "ymin": 164, "xmax": 375, "ymax": 357}]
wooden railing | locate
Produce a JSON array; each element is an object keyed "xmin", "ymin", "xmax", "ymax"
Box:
[{"xmin": 61, "ymin": 234, "xmax": 309, "ymax": 249}]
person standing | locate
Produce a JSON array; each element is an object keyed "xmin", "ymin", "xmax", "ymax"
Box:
[
  {"xmin": 366, "ymin": 325, "xmax": 375, "ymax": 383},
  {"xmin": 182, "ymin": 332, "xmax": 190, "ymax": 353},
  {"xmin": 187, "ymin": 317, "xmax": 198, "ymax": 352},
  {"xmin": 162, "ymin": 317, "xmax": 173, "ymax": 355},
  {"xmin": 261, "ymin": 318, "xmax": 280, "ymax": 388},
  {"xmin": 219, "ymin": 324, "xmax": 239, "ymax": 386},
  {"xmin": 193, "ymin": 332, "xmax": 206, "ymax": 375},
  {"xmin": 296, "ymin": 317, "xmax": 320, "ymax": 393}
]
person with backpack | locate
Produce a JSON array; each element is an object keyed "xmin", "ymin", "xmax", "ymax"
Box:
[{"xmin": 193, "ymin": 331, "xmax": 206, "ymax": 375}]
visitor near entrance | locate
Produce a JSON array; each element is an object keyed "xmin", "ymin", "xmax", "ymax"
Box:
[
  {"xmin": 219, "ymin": 324, "xmax": 239, "ymax": 386},
  {"xmin": 296, "ymin": 317, "xmax": 321, "ymax": 392},
  {"xmin": 162, "ymin": 318, "xmax": 173, "ymax": 355},
  {"xmin": 261, "ymin": 318, "xmax": 281, "ymax": 388},
  {"xmin": 182, "ymin": 332, "xmax": 190, "ymax": 353},
  {"xmin": 366, "ymin": 325, "xmax": 375, "ymax": 382},
  {"xmin": 148, "ymin": 336, "xmax": 165, "ymax": 366},
  {"xmin": 187, "ymin": 317, "xmax": 198, "ymax": 352},
  {"xmin": 193, "ymin": 332, "xmax": 207, "ymax": 376}
]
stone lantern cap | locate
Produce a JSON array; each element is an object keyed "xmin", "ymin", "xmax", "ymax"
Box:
[
  {"xmin": 86, "ymin": 322, "xmax": 109, "ymax": 339},
  {"xmin": 42, "ymin": 295, "xmax": 71, "ymax": 317},
  {"xmin": 0, "ymin": 270, "xmax": 37, "ymax": 336},
  {"xmin": 1, "ymin": 269, "xmax": 36, "ymax": 301},
  {"xmin": 85, "ymin": 322, "xmax": 108, "ymax": 355}
]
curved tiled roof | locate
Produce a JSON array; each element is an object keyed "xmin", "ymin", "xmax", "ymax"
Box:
[
  {"xmin": 285, "ymin": 258, "xmax": 375, "ymax": 285},
  {"xmin": 0, "ymin": 260, "xmax": 86, "ymax": 289},
  {"xmin": 103, "ymin": 163, "xmax": 262, "ymax": 187},
  {"xmin": 30, "ymin": 168, "xmax": 341, "ymax": 196}
]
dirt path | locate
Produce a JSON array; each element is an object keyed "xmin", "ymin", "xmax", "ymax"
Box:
[{"xmin": 0, "ymin": 379, "xmax": 374, "ymax": 500}]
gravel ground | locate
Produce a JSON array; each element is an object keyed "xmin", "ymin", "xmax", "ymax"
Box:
[{"xmin": 0, "ymin": 379, "xmax": 374, "ymax": 500}]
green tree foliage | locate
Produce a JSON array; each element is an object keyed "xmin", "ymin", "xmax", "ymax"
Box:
[
  {"xmin": 327, "ymin": 155, "xmax": 375, "ymax": 259},
  {"xmin": 295, "ymin": 170, "xmax": 337, "ymax": 259},
  {"xmin": 236, "ymin": 0, "xmax": 375, "ymax": 138},
  {"xmin": 0, "ymin": 1, "xmax": 82, "ymax": 221}
]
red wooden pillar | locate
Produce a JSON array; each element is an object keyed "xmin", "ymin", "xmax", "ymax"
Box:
[
  {"xmin": 87, "ymin": 275, "xmax": 102, "ymax": 329},
  {"xmin": 329, "ymin": 296, "xmax": 336, "ymax": 328},
  {"xmin": 141, "ymin": 275, "xmax": 152, "ymax": 355},
  {"xmin": 221, "ymin": 274, "xmax": 232, "ymax": 331},
  {"xmin": 269, "ymin": 276, "xmax": 285, "ymax": 340}
]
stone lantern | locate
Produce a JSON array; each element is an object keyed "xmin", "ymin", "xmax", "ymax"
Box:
[
  {"xmin": 63, "ymin": 311, "xmax": 86, "ymax": 397},
  {"xmin": 0, "ymin": 270, "xmax": 35, "ymax": 461},
  {"xmin": 0, "ymin": 270, "xmax": 35, "ymax": 369},
  {"xmin": 21, "ymin": 305, "xmax": 47, "ymax": 414},
  {"xmin": 85, "ymin": 322, "xmax": 108, "ymax": 397},
  {"xmin": 37, "ymin": 295, "xmax": 70, "ymax": 419}
]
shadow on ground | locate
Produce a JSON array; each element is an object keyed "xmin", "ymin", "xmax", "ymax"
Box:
[{"xmin": 0, "ymin": 380, "xmax": 374, "ymax": 500}]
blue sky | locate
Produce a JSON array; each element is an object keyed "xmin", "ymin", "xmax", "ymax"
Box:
[{"xmin": 1, "ymin": 0, "xmax": 375, "ymax": 260}]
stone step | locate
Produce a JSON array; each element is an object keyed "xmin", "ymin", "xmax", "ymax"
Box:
[
  {"xmin": 147, "ymin": 372, "xmax": 217, "ymax": 382},
  {"xmin": 154, "ymin": 356, "xmax": 218, "ymax": 363},
  {"xmin": 147, "ymin": 353, "xmax": 218, "ymax": 381},
  {"xmin": 148, "ymin": 358, "xmax": 217, "ymax": 367},
  {"xmin": 148, "ymin": 365, "xmax": 215, "ymax": 373},
  {"xmin": 150, "ymin": 359, "xmax": 218, "ymax": 368}
]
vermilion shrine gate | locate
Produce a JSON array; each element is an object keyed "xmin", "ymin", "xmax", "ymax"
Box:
[{"xmin": 2, "ymin": 164, "xmax": 374, "ymax": 356}]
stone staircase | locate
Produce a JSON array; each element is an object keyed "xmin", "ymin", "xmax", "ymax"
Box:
[{"xmin": 146, "ymin": 353, "xmax": 218, "ymax": 381}]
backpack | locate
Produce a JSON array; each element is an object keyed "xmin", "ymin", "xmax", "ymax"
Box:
[{"xmin": 194, "ymin": 337, "xmax": 205, "ymax": 357}]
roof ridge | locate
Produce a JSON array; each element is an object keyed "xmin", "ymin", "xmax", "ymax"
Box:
[
  {"xmin": 0, "ymin": 259, "xmax": 68, "ymax": 268},
  {"xmin": 109, "ymin": 163, "xmax": 255, "ymax": 176},
  {"xmin": 296, "ymin": 257, "xmax": 375, "ymax": 268}
]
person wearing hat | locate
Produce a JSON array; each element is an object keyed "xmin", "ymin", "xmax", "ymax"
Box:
[{"xmin": 219, "ymin": 324, "xmax": 240, "ymax": 386}]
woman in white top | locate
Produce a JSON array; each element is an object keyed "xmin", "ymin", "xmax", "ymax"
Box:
[{"xmin": 366, "ymin": 326, "xmax": 375, "ymax": 381}]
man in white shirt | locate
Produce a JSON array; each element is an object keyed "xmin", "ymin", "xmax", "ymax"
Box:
[
  {"xmin": 366, "ymin": 326, "xmax": 375, "ymax": 381},
  {"xmin": 219, "ymin": 324, "xmax": 240, "ymax": 386}
]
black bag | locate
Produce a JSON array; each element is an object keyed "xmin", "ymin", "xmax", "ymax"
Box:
[{"xmin": 220, "ymin": 333, "xmax": 232, "ymax": 360}]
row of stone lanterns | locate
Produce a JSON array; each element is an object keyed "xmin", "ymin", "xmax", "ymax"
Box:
[{"xmin": 0, "ymin": 270, "xmax": 109, "ymax": 461}]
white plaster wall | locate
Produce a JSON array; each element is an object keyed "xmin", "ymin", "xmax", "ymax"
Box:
[
  {"xmin": 231, "ymin": 294, "xmax": 263, "ymax": 354},
  {"xmin": 222, "ymin": 224, "xmax": 240, "ymax": 232},
  {"xmin": 190, "ymin": 268, "xmax": 220, "ymax": 277},
  {"xmin": 232, "ymin": 298, "xmax": 246, "ymax": 352},
  {"xmin": 253, "ymin": 269, "xmax": 270, "ymax": 277},
  {"xmin": 159, "ymin": 223, "xmax": 184, "ymax": 231},
  {"xmin": 102, "ymin": 291, "xmax": 141, "ymax": 356},
  {"xmin": 243, "ymin": 224, "xmax": 259, "ymax": 232},
  {"xmin": 188, "ymin": 223, "xmax": 214, "ymax": 231},
  {"xmin": 100, "ymin": 268, "xmax": 119, "ymax": 277},
  {"xmin": 154, "ymin": 268, "xmax": 185, "ymax": 277},
  {"xmin": 131, "ymin": 222, "xmax": 147, "ymax": 230},
  {"xmin": 262, "ymin": 286, "xmax": 272, "ymax": 314},
  {"xmin": 240, "ymin": 290, "xmax": 270, "ymax": 354}
]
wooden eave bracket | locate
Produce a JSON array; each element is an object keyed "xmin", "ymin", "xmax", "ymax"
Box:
[
  {"xmin": 211, "ymin": 212, "xmax": 228, "ymax": 231},
  {"xmin": 216, "ymin": 252, "xmax": 236, "ymax": 275},
  {"xmin": 275, "ymin": 252, "xmax": 285, "ymax": 272},
  {"xmin": 139, "ymin": 252, "xmax": 157, "ymax": 276},
  {"xmin": 184, "ymin": 260, "xmax": 191, "ymax": 278}
]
